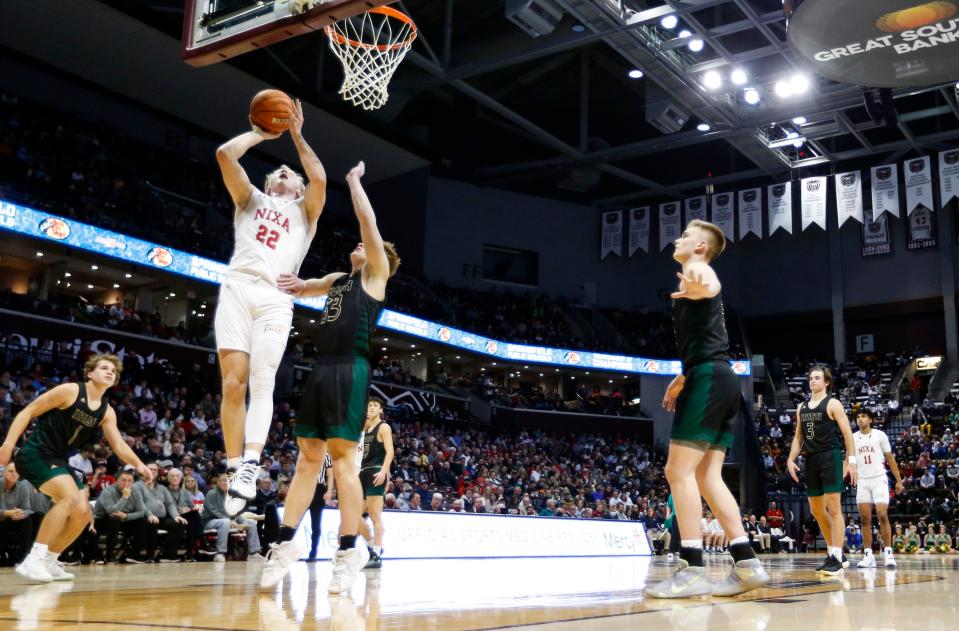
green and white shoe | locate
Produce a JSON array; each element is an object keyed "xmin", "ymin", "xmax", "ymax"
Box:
[
  {"xmin": 646, "ymin": 560, "xmax": 711, "ymax": 599},
  {"xmin": 711, "ymin": 558, "xmax": 770, "ymax": 596}
]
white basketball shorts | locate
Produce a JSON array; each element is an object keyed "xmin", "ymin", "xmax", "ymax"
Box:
[
  {"xmin": 215, "ymin": 276, "xmax": 294, "ymax": 354},
  {"xmin": 856, "ymin": 476, "xmax": 890, "ymax": 505}
]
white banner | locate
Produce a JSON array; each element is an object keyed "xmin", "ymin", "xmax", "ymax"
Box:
[
  {"xmin": 835, "ymin": 171, "xmax": 864, "ymax": 226},
  {"xmin": 904, "ymin": 155, "xmax": 934, "ymax": 216},
  {"xmin": 801, "ymin": 176, "xmax": 827, "ymax": 231},
  {"xmin": 601, "ymin": 210, "xmax": 623, "ymax": 259},
  {"xmin": 279, "ymin": 507, "xmax": 652, "ymax": 560},
  {"xmin": 909, "ymin": 206, "xmax": 934, "ymax": 242},
  {"xmin": 684, "ymin": 196, "xmax": 707, "ymax": 224},
  {"xmin": 627, "ymin": 207, "xmax": 650, "ymax": 256},
  {"xmin": 659, "ymin": 202, "xmax": 682, "ymax": 251},
  {"xmin": 870, "ymin": 163, "xmax": 900, "ymax": 220},
  {"xmin": 767, "ymin": 182, "xmax": 793, "ymax": 236},
  {"xmin": 939, "ymin": 150, "xmax": 959, "ymax": 206},
  {"xmin": 710, "ymin": 193, "xmax": 735, "ymax": 242},
  {"xmin": 738, "ymin": 188, "xmax": 762, "ymax": 240}
]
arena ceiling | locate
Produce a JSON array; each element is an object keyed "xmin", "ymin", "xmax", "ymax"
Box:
[{"xmin": 96, "ymin": 1, "xmax": 959, "ymax": 204}]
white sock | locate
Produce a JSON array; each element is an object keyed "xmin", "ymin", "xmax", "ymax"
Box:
[
  {"xmin": 730, "ymin": 536, "xmax": 749, "ymax": 546},
  {"xmin": 828, "ymin": 546, "xmax": 841, "ymax": 559},
  {"xmin": 681, "ymin": 540, "xmax": 703, "ymax": 549},
  {"xmin": 30, "ymin": 543, "xmax": 49, "ymax": 559},
  {"xmin": 243, "ymin": 449, "xmax": 260, "ymax": 463},
  {"xmin": 227, "ymin": 457, "xmax": 242, "ymax": 471},
  {"xmin": 373, "ymin": 545, "xmax": 382, "ymax": 555},
  {"xmin": 46, "ymin": 551, "xmax": 60, "ymax": 562},
  {"xmin": 885, "ymin": 547, "xmax": 893, "ymax": 555},
  {"xmin": 864, "ymin": 548, "xmax": 873, "ymax": 555}
]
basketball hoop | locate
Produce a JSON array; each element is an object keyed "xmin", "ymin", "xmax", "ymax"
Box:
[{"xmin": 324, "ymin": 6, "xmax": 417, "ymax": 111}]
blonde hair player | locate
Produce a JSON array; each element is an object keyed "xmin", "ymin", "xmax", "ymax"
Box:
[
  {"xmin": 214, "ymin": 98, "xmax": 325, "ymax": 516},
  {"xmin": 0, "ymin": 354, "xmax": 153, "ymax": 583},
  {"xmin": 261, "ymin": 161, "xmax": 401, "ymax": 593},
  {"xmin": 787, "ymin": 366, "xmax": 858, "ymax": 575},
  {"xmin": 853, "ymin": 408, "xmax": 903, "ymax": 569},
  {"xmin": 648, "ymin": 220, "xmax": 769, "ymax": 599}
]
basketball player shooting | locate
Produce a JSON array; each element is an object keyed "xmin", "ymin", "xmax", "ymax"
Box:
[
  {"xmin": 852, "ymin": 408, "xmax": 902, "ymax": 568},
  {"xmin": 648, "ymin": 220, "xmax": 769, "ymax": 599},
  {"xmin": 0, "ymin": 354, "xmax": 153, "ymax": 583},
  {"xmin": 261, "ymin": 161, "xmax": 401, "ymax": 593},
  {"xmin": 215, "ymin": 98, "xmax": 325, "ymax": 516}
]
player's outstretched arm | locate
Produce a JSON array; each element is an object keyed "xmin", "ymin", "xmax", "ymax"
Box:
[
  {"xmin": 101, "ymin": 409, "xmax": 153, "ymax": 484},
  {"xmin": 830, "ymin": 400, "xmax": 858, "ymax": 486},
  {"xmin": 0, "ymin": 384, "xmax": 76, "ymax": 465},
  {"xmin": 277, "ymin": 272, "xmax": 345, "ymax": 298},
  {"xmin": 215, "ymin": 125, "xmax": 279, "ymax": 210},
  {"xmin": 347, "ymin": 162, "xmax": 389, "ymax": 293},
  {"xmin": 289, "ymin": 99, "xmax": 327, "ymax": 223}
]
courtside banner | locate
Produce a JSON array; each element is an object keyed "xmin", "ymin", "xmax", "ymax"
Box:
[
  {"xmin": 0, "ymin": 200, "xmax": 751, "ymax": 376},
  {"xmin": 279, "ymin": 508, "xmax": 653, "ymax": 560}
]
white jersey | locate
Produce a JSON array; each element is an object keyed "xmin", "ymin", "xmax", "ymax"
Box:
[
  {"xmin": 227, "ymin": 189, "xmax": 315, "ymax": 286},
  {"xmin": 854, "ymin": 429, "xmax": 891, "ymax": 479}
]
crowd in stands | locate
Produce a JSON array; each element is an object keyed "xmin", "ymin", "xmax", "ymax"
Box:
[{"xmin": 1, "ymin": 90, "xmax": 701, "ymax": 361}]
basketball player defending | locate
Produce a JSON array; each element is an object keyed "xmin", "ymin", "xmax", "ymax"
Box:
[
  {"xmin": 357, "ymin": 397, "xmax": 394, "ymax": 569},
  {"xmin": 853, "ymin": 408, "xmax": 903, "ymax": 569},
  {"xmin": 787, "ymin": 366, "xmax": 858, "ymax": 575},
  {"xmin": 0, "ymin": 354, "xmax": 153, "ymax": 582},
  {"xmin": 648, "ymin": 220, "xmax": 769, "ymax": 599},
  {"xmin": 260, "ymin": 161, "xmax": 401, "ymax": 593},
  {"xmin": 215, "ymin": 99, "xmax": 325, "ymax": 515}
]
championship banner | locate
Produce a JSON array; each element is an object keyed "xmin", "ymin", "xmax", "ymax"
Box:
[
  {"xmin": 862, "ymin": 214, "xmax": 891, "ymax": 257},
  {"xmin": 870, "ymin": 163, "xmax": 900, "ymax": 220},
  {"xmin": 835, "ymin": 171, "xmax": 864, "ymax": 226},
  {"xmin": 600, "ymin": 210, "xmax": 623, "ymax": 259},
  {"xmin": 904, "ymin": 156, "xmax": 933, "ymax": 216},
  {"xmin": 939, "ymin": 150, "xmax": 959, "ymax": 206},
  {"xmin": 659, "ymin": 202, "xmax": 681, "ymax": 251},
  {"xmin": 627, "ymin": 207, "xmax": 650, "ymax": 256},
  {"xmin": 711, "ymin": 193, "xmax": 735, "ymax": 242},
  {"xmin": 737, "ymin": 188, "xmax": 762, "ymax": 240},
  {"xmin": 684, "ymin": 196, "xmax": 707, "ymax": 224},
  {"xmin": 767, "ymin": 182, "xmax": 793, "ymax": 236},
  {"xmin": 907, "ymin": 206, "xmax": 937, "ymax": 250},
  {"xmin": 800, "ymin": 176, "xmax": 827, "ymax": 231}
]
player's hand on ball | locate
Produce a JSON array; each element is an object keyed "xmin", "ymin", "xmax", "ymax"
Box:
[
  {"xmin": 277, "ymin": 273, "xmax": 306, "ymax": 296},
  {"xmin": 786, "ymin": 459, "xmax": 800, "ymax": 483},
  {"xmin": 346, "ymin": 161, "xmax": 366, "ymax": 182},
  {"xmin": 249, "ymin": 118, "xmax": 282, "ymax": 140}
]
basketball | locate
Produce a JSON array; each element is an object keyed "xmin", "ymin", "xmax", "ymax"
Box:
[{"xmin": 250, "ymin": 89, "xmax": 293, "ymax": 134}]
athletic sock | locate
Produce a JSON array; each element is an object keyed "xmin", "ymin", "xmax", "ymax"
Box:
[
  {"xmin": 339, "ymin": 535, "xmax": 357, "ymax": 551},
  {"xmin": 227, "ymin": 457, "xmax": 242, "ymax": 472},
  {"xmin": 278, "ymin": 525, "xmax": 297, "ymax": 543},
  {"xmin": 827, "ymin": 546, "xmax": 841, "ymax": 559},
  {"xmin": 243, "ymin": 450, "xmax": 260, "ymax": 464},
  {"xmin": 729, "ymin": 540, "xmax": 756, "ymax": 563},
  {"xmin": 373, "ymin": 545, "xmax": 382, "ymax": 556},
  {"xmin": 30, "ymin": 543, "xmax": 49, "ymax": 559},
  {"xmin": 680, "ymin": 540, "xmax": 704, "ymax": 567},
  {"xmin": 45, "ymin": 551, "xmax": 60, "ymax": 562}
]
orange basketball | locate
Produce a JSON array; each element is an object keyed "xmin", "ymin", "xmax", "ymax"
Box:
[{"xmin": 250, "ymin": 89, "xmax": 293, "ymax": 134}]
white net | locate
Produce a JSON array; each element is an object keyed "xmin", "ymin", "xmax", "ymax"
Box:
[{"xmin": 324, "ymin": 7, "xmax": 416, "ymax": 111}]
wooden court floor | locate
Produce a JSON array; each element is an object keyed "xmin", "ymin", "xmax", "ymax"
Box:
[{"xmin": 2, "ymin": 554, "xmax": 957, "ymax": 630}]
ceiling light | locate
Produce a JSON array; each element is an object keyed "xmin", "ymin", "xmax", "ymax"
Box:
[
  {"xmin": 790, "ymin": 73, "xmax": 810, "ymax": 94},
  {"xmin": 492, "ymin": 362, "xmax": 497, "ymax": 366},
  {"xmin": 169, "ymin": 292, "xmax": 176, "ymax": 297},
  {"xmin": 730, "ymin": 68, "xmax": 747, "ymax": 85},
  {"xmin": 437, "ymin": 360, "xmax": 442, "ymax": 364},
  {"xmin": 410, "ymin": 344, "xmax": 416, "ymax": 348},
  {"xmin": 201, "ymin": 303, "xmax": 207, "ymax": 309},
  {"xmin": 792, "ymin": 116, "xmax": 807, "ymax": 125},
  {"xmin": 585, "ymin": 371, "xmax": 590, "ymax": 375},
  {"xmin": 628, "ymin": 69, "xmax": 644, "ymax": 79},
  {"xmin": 786, "ymin": 131, "xmax": 799, "ymax": 139},
  {"xmin": 191, "ymin": 310, "xmax": 197, "ymax": 315},
  {"xmin": 697, "ymin": 123, "xmax": 711, "ymax": 131},
  {"xmin": 455, "ymin": 356, "xmax": 460, "ymax": 359},
  {"xmin": 113, "ymin": 283, "xmax": 120, "ymax": 288},
  {"xmin": 480, "ymin": 368, "xmax": 485, "ymax": 372},
  {"xmin": 87, "ymin": 284, "xmax": 94, "ymax": 289},
  {"xmin": 744, "ymin": 88, "xmax": 761, "ymax": 105},
  {"xmin": 554, "ymin": 368, "xmax": 559, "ymax": 372},
  {"xmin": 91, "ymin": 265, "xmax": 98, "ymax": 270},
  {"xmin": 125, "ymin": 273, "xmax": 132, "ymax": 278},
  {"xmin": 792, "ymin": 139, "xmax": 804, "ymax": 148},
  {"xmin": 679, "ymin": 29, "xmax": 691, "ymax": 38},
  {"xmin": 381, "ymin": 347, "xmax": 387, "ymax": 351},
  {"xmin": 609, "ymin": 379, "xmax": 613, "ymax": 383},
  {"xmin": 660, "ymin": 15, "xmax": 678, "ymax": 29},
  {"xmin": 56, "ymin": 280, "xmax": 61, "ymax": 285},
  {"xmin": 66, "ymin": 282, "xmax": 70, "ymax": 287},
  {"xmin": 571, "ymin": 376, "xmax": 576, "ymax": 380},
  {"xmin": 64, "ymin": 272, "xmax": 71, "ymax": 278},
  {"xmin": 688, "ymin": 38, "xmax": 704, "ymax": 52},
  {"xmin": 539, "ymin": 373, "xmax": 544, "ymax": 377},
  {"xmin": 383, "ymin": 337, "xmax": 389, "ymax": 341},
  {"xmin": 572, "ymin": 24, "xmax": 585, "ymax": 33},
  {"xmin": 524, "ymin": 365, "xmax": 529, "ymax": 369},
  {"xmin": 703, "ymin": 70, "xmax": 722, "ymax": 90},
  {"xmin": 774, "ymin": 80, "xmax": 792, "ymax": 98},
  {"xmin": 35, "ymin": 251, "xmax": 43, "ymax": 257}
]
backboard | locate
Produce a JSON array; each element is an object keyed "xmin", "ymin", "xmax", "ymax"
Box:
[{"xmin": 182, "ymin": 0, "xmax": 397, "ymax": 67}]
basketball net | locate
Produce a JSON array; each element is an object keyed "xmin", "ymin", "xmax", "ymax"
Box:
[{"xmin": 324, "ymin": 6, "xmax": 417, "ymax": 111}]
